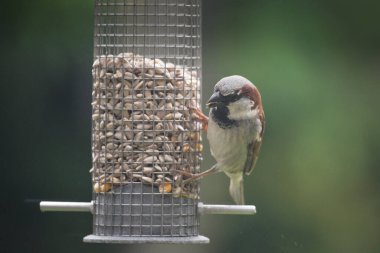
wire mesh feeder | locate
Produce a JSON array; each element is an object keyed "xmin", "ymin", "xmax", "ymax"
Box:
[
  {"xmin": 86, "ymin": 0, "xmax": 205, "ymax": 243},
  {"xmin": 39, "ymin": 0, "xmax": 256, "ymax": 245}
]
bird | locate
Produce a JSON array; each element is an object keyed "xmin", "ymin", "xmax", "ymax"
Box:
[{"xmin": 180, "ymin": 75, "xmax": 265, "ymax": 205}]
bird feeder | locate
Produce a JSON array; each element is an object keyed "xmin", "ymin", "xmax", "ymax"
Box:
[{"xmin": 40, "ymin": 0, "xmax": 256, "ymax": 244}]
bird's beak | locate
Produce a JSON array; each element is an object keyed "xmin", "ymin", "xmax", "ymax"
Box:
[{"xmin": 206, "ymin": 92, "xmax": 222, "ymax": 108}]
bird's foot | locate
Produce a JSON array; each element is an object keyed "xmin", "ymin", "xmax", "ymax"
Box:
[
  {"xmin": 170, "ymin": 165, "xmax": 219, "ymax": 185},
  {"xmin": 189, "ymin": 106, "xmax": 208, "ymax": 132},
  {"xmin": 170, "ymin": 169, "xmax": 195, "ymax": 179},
  {"xmin": 170, "ymin": 170, "xmax": 203, "ymax": 185}
]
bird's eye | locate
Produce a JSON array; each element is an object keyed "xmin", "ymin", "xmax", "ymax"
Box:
[
  {"xmin": 229, "ymin": 94, "xmax": 239, "ymax": 101},
  {"xmin": 225, "ymin": 92, "xmax": 242, "ymax": 103}
]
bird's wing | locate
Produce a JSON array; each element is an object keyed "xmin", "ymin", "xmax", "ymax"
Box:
[{"xmin": 244, "ymin": 112, "xmax": 265, "ymax": 176}]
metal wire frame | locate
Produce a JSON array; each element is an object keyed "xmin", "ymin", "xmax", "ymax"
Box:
[{"xmin": 91, "ymin": 0, "xmax": 201, "ymax": 238}]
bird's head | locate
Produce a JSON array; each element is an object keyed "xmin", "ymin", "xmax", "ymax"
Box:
[{"xmin": 207, "ymin": 75, "xmax": 263, "ymax": 121}]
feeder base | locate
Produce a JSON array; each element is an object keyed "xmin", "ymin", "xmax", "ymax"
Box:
[{"xmin": 83, "ymin": 234, "xmax": 210, "ymax": 244}]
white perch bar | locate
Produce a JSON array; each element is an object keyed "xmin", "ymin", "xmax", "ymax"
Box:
[
  {"xmin": 40, "ymin": 201, "xmax": 94, "ymax": 213},
  {"xmin": 40, "ymin": 201, "xmax": 256, "ymax": 216},
  {"xmin": 198, "ymin": 202, "xmax": 256, "ymax": 215}
]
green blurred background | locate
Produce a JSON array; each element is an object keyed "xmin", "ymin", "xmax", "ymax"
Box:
[{"xmin": 2, "ymin": 0, "xmax": 380, "ymax": 252}]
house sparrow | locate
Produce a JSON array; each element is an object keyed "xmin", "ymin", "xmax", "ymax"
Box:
[{"xmin": 183, "ymin": 75, "xmax": 265, "ymax": 205}]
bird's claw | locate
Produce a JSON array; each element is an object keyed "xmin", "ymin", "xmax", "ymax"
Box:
[
  {"xmin": 189, "ymin": 106, "xmax": 209, "ymax": 132},
  {"xmin": 170, "ymin": 169, "xmax": 194, "ymax": 178},
  {"xmin": 170, "ymin": 169, "xmax": 199, "ymax": 184}
]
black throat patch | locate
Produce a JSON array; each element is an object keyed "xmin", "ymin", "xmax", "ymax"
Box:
[{"xmin": 211, "ymin": 106, "xmax": 239, "ymax": 129}]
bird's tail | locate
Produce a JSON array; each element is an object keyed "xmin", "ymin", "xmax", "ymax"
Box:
[{"xmin": 229, "ymin": 173, "xmax": 245, "ymax": 205}]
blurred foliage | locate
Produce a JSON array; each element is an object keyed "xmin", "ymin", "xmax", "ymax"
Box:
[{"xmin": 1, "ymin": 0, "xmax": 380, "ymax": 253}]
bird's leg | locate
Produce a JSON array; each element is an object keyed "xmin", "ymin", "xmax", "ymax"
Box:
[
  {"xmin": 170, "ymin": 164, "xmax": 220, "ymax": 185},
  {"xmin": 182, "ymin": 164, "xmax": 220, "ymax": 184},
  {"xmin": 190, "ymin": 106, "xmax": 209, "ymax": 132}
]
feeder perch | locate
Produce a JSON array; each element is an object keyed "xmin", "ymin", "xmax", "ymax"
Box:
[{"xmin": 40, "ymin": 0, "xmax": 256, "ymax": 244}]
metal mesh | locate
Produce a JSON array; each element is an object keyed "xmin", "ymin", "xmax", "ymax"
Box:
[{"xmin": 91, "ymin": 0, "xmax": 202, "ymax": 237}]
